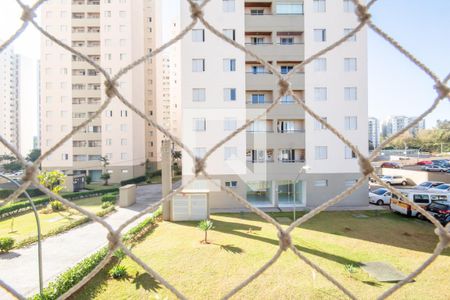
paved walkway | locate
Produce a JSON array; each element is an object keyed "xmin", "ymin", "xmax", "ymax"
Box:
[{"xmin": 0, "ymin": 183, "xmax": 178, "ymax": 299}]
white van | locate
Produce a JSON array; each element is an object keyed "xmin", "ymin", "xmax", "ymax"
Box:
[{"xmin": 390, "ymin": 189, "xmax": 449, "ymax": 217}]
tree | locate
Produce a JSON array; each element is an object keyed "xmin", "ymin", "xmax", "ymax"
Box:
[
  {"xmin": 0, "ymin": 155, "xmax": 15, "ymax": 163},
  {"xmin": 198, "ymin": 220, "xmax": 214, "ymax": 244},
  {"xmin": 37, "ymin": 170, "xmax": 66, "ymax": 195},
  {"xmin": 3, "ymin": 161, "xmax": 22, "ymax": 173},
  {"xmin": 100, "ymin": 156, "xmax": 110, "ymax": 171},
  {"xmin": 26, "ymin": 149, "xmax": 41, "ymax": 162},
  {"xmin": 101, "ymin": 173, "xmax": 111, "ymax": 186}
]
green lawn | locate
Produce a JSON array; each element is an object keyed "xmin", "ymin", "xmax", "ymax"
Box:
[
  {"xmin": 73, "ymin": 211, "xmax": 450, "ymax": 300},
  {"xmin": 0, "ymin": 197, "xmax": 105, "ymax": 246}
]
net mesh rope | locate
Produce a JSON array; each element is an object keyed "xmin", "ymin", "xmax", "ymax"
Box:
[{"xmin": 1, "ymin": 0, "xmax": 449, "ymax": 299}]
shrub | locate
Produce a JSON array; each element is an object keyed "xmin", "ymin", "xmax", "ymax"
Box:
[
  {"xmin": 101, "ymin": 193, "xmax": 117, "ymax": 203},
  {"xmin": 50, "ymin": 200, "xmax": 64, "ymax": 212},
  {"xmin": 109, "ymin": 265, "xmax": 128, "ymax": 279},
  {"xmin": 0, "ymin": 188, "xmax": 45, "ymax": 200},
  {"xmin": 86, "ymin": 175, "xmax": 92, "ymax": 184},
  {"xmin": 0, "ymin": 237, "xmax": 15, "ymax": 252},
  {"xmin": 198, "ymin": 220, "xmax": 214, "ymax": 243},
  {"xmin": 101, "ymin": 201, "xmax": 114, "ymax": 209}
]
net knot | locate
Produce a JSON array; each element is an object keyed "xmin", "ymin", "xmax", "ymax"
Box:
[
  {"xmin": 434, "ymin": 82, "xmax": 450, "ymax": 99},
  {"xmin": 434, "ymin": 227, "xmax": 450, "ymax": 248},
  {"xmin": 358, "ymin": 157, "xmax": 373, "ymax": 176},
  {"xmin": 278, "ymin": 78, "xmax": 291, "ymax": 97},
  {"xmin": 107, "ymin": 232, "xmax": 119, "ymax": 250},
  {"xmin": 355, "ymin": 4, "xmax": 371, "ymax": 23},
  {"xmin": 190, "ymin": 2, "xmax": 204, "ymax": 19},
  {"xmin": 104, "ymin": 80, "xmax": 117, "ymax": 98},
  {"xmin": 21, "ymin": 5, "xmax": 36, "ymax": 22},
  {"xmin": 22, "ymin": 163, "xmax": 37, "ymax": 182},
  {"xmin": 194, "ymin": 157, "xmax": 206, "ymax": 175},
  {"xmin": 277, "ymin": 230, "xmax": 292, "ymax": 251}
]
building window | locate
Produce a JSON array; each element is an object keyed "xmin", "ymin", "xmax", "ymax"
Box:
[
  {"xmin": 313, "ymin": 0, "xmax": 326, "ymax": 12},
  {"xmin": 280, "ymin": 65, "xmax": 293, "ymax": 74},
  {"xmin": 344, "ymin": 87, "xmax": 357, "ymax": 101},
  {"xmin": 314, "ymin": 117, "xmax": 327, "ymax": 130},
  {"xmin": 280, "ymin": 37, "xmax": 294, "ymax": 45},
  {"xmin": 193, "ymin": 118, "xmax": 206, "ymax": 131},
  {"xmin": 192, "ymin": 59, "xmax": 205, "ymax": 72},
  {"xmin": 224, "ymin": 88, "xmax": 237, "ymax": 101},
  {"xmin": 223, "ymin": 0, "xmax": 235, "ymax": 12},
  {"xmin": 121, "ymin": 152, "xmax": 128, "ymax": 160},
  {"xmin": 105, "ymin": 110, "xmax": 112, "ymax": 117},
  {"xmin": 120, "ymin": 124, "xmax": 128, "ymax": 132},
  {"xmin": 223, "ymin": 29, "xmax": 236, "ymax": 41},
  {"xmin": 225, "ymin": 181, "xmax": 238, "ymax": 188},
  {"xmin": 224, "ymin": 118, "xmax": 237, "ymax": 131},
  {"xmin": 276, "ymin": 3, "xmax": 303, "ymax": 14},
  {"xmin": 345, "ymin": 146, "xmax": 357, "ymax": 159},
  {"xmin": 314, "ymin": 58, "xmax": 327, "ymax": 71},
  {"xmin": 251, "ymin": 94, "xmax": 265, "ymax": 104},
  {"xmin": 192, "ymin": 29, "xmax": 205, "ymax": 42},
  {"xmin": 193, "ymin": 88, "xmax": 206, "ymax": 102},
  {"xmin": 224, "ymin": 147, "xmax": 238, "ymax": 160},
  {"xmin": 314, "ymin": 29, "xmax": 326, "ymax": 42},
  {"xmin": 121, "ymin": 138, "xmax": 127, "ymax": 146},
  {"xmin": 343, "ymin": 0, "xmax": 354, "ymax": 12},
  {"xmin": 344, "ymin": 116, "xmax": 358, "ymax": 130},
  {"xmin": 223, "ymin": 58, "xmax": 236, "ymax": 72},
  {"xmin": 345, "ymin": 179, "xmax": 358, "ymax": 187},
  {"xmin": 344, "ymin": 28, "xmax": 356, "ymax": 41},
  {"xmin": 120, "ymin": 110, "xmax": 128, "ymax": 117},
  {"xmin": 105, "ymin": 138, "xmax": 112, "ymax": 146},
  {"xmin": 314, "ymin": 87, "xmax": 327, "ymax": 101},
  {"xmin": 315, "ymin": 146, "xmax": 328, "ymax": 160},
  {"xmin": 61, "ymin": 153, "xmax": 69, "ymax": 161},
  {"xmin": 314, "ymin": 180, "xmax": 328, "ymax": 187},
  {"xmin": 344, "ymin": 58, "xmax": 357, "ymax": 72}
]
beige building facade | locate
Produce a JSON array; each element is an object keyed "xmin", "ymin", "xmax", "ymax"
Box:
[
  {"xmin": 180, "ymin": 0, "xmax": 368, "ymax": 209},
  {"xmin": 40, "ymin": 0, "xmax": 167, "ymax": 183}
]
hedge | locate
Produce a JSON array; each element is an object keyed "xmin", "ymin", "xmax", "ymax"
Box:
[
  {"xmin": 120, "ymin": 176, "xmax": 146, "ymax": 186},
  {"xmin": 101, "ymin": 193, "xmax": 117, "ymax": 203},
  {"xmin": 0, "ymin": 188, "xmax": 45, "ymax": 200},
  {"xmin": 0, "ymin": 188, "xmax": 119, "ymax": 219},
  {"xmin": 31, "ymin": 208, "xmax": 162, "ymax": 300}
]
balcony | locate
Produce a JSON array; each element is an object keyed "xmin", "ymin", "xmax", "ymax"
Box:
[
  {"xmin": 246, "ymin": 72, "xmax": 304, "ymax": 90},
  {"xmin": 246, "ymin": 14, "xmax": 304, "ymax": 32},
  {"xmin": 245, "ymin": 42, "xmax": 304, "ymax": 61}
]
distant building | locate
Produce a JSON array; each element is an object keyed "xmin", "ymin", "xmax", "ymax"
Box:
[
  {"xmin": 0, "ymin": 45, "xmax": 20, "ymax": 156},
  {"xmin": 368, "ymin": 117, "xmax": 379, "ymax": 148},
  {"xmin": 382, "ymin": 116, "xmax": 425, "ymax": 138}
]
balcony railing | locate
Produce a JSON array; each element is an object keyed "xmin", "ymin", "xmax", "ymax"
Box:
[
  {"xmin": 278, "ymin": 159, "xmax": 305, "ymax": 163},
  {"xmin": 247, "ymin": 158, "xmax": 274, "ymax": 163},
  {"xmin": 277, "ymin": 129, "xmax": 305, "ymax": 133}
]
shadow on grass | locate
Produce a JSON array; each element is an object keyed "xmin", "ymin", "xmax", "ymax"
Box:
[
  {"xmin": 217, "ymin": 244, "xmax": 244, "ymax": 254},
  {"xmin": 132, "ymin": 272, "xmax": 162, "ymax": 292}
]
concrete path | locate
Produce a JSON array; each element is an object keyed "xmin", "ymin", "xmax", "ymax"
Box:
[{"xmin": 0, "ymin": 183, "xmax": 178, "ymax": 299}]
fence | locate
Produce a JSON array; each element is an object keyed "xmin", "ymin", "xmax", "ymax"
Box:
[{"xmin": 0, "ymin": 0, "xmax": 449, "ymax": 299}]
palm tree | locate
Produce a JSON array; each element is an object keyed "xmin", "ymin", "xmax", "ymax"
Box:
[{"xmin": 198, "ymin": 220, "xmax": 214, "ymax": 243}]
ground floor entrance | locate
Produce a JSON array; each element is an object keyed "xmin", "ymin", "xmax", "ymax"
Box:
[{"xmin": 246, "ymin": 180, "xmax": 305, "ymax": 207}]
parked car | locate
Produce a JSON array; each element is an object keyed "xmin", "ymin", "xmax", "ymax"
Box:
[
  {"xmin": 422, "ymin": 201, "xmax": 450, "ymax": 225},
  {"xmin": 422, "ymin": 164, "xmax": 449, "ymax": 172},
  {"xmin": 380, "ymin": 175, "xmax": 408, "ymax": 186},
  {"xmin": 417, "ymin": 160, "xmax": 432, "ymax": 165},
  {"xmin": 431, "ymin": 159, "xmax": 449, "ymax": 166},
  {"xmin": 381, "ymin": 162, "xmax": 401, "ymax": 169},
  {"xmin": 390, "ymin": 190, "xmax": 449, "ymax": 217},
  {"xmin": 369, "ymin": 188, "xmax": 392, "ymax": 205},
  {"xmin": 430, "ymin": 184, "xmax": 450, "ymax": 193},
  {"xmin": 415, "ymin": 181, "xmax": 446, "ymax": 190}
]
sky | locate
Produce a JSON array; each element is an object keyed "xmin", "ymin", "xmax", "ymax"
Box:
[{"xmin": 0, "ymin": 0, "xmax": 449, "ymax": 155}]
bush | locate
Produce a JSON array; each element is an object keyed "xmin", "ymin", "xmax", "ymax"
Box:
[
  {"xmin": 120, "ymin": 175, "xmax": 147, "ymax": 186},
  {"xmin": 109, "ymin": 265, "xmax": 128, "ymax": 279},
  {"xmin": 0, "ymin": 188, "xmax": 45, "ymax": 200},
  {"xmin": 86, "ymin": 175, "xmax": 92, "ymax": 184},
  {"xmin": 101, "ymin": 201, "xmax": 113, "ymax": 209},
  {"xmin": 50, "ymin": 200, "xmax": 64, "ymax": 212},
  {"xmin": 0, "ymin": 237, "xmax": 15, "ymax": 252},
  {"xmin": 101, "ymin": 193, "xmax": 117, "ymax": 203}
]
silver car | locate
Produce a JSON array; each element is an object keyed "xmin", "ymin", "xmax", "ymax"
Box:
[
  {"xmin": 380, "ymin": 175, "xmax": 408, "ymax": 186},
  {"xmin": 422, "ymin": 165, "xmax": 449, "ymax": 172}
]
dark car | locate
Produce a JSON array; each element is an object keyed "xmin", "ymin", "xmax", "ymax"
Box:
[
  {"xmin": 381, "ymin": 162, "xmax": 401, "ymax": 169},
  {"xmin": 423, "ymin": 201, "xmax": 450, "ymax": 225}
]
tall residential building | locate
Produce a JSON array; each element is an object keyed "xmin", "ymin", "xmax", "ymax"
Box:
[
  {"xmin": 40, "ymin": 0, "xmax": 162, "ymax": 183},
  {"xmin": 0, "ymin": 45, "xmax": 20, "ymax": 157},
  {"xmin": 180, "ymin": 0, "xmax": 368, "ymax": 209},
  {"xmin": 382, "ymin": 116, "xmax": 425, "ymax": 138},
  {"xmin": 368, "ymin": 117, "xmax": 379, "ymax": 148}
]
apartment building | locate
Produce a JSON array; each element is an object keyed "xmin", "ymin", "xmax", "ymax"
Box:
[
  {"xmin": 40, "ymin": 0, "xmax": 162, "ymax": 183},
  {"xmin": 0, "ymin": 45, "xmax": 20, "ymax": 157},
  {"xmin": 368, "ymin": 117, "xmax": 379, "ymax": 148},
  {"xmin": 180, "ymin": 0, "xmax": 368, "ymax": 209},
  {"xmin": 382, "ymin": 115, "xmax": 425, "ymax": 138}
]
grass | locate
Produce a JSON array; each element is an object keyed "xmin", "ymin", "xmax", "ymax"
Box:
[
  {"xmin": 0, "ymin": 197, "xmax": 108, "ymax": 247},
  {"xmin": 85, "ymin": 184, "xmax": 120, "ymax": 191},
  {"xmin": 73, "ymin": 210, "xmax": 450, "ymax": 300}
]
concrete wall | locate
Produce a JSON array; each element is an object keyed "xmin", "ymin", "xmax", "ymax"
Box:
[{"xmin": 381, "ymin": 168, "xmax": 450, "ymax": 185}]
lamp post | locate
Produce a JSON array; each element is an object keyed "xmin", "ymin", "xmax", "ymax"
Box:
[{"xmin": 293, "ymin": 165, "xmax": 311, "ymax": 221}]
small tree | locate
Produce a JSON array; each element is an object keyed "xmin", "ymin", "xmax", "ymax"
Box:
[
  {"xmin": 38, "ymin": 170, "xmax": 66, "ymax": 195},
  {"xmin": 198, "ymin": 219, "xmax": 214, "ymax": 244},
  {"xmin": 26, "ymin": 149, "xmax": 41, "ymax": 162},
  {"xmin": 101, "ymin": 173, "xmax": 111, "ymax": 186}
]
